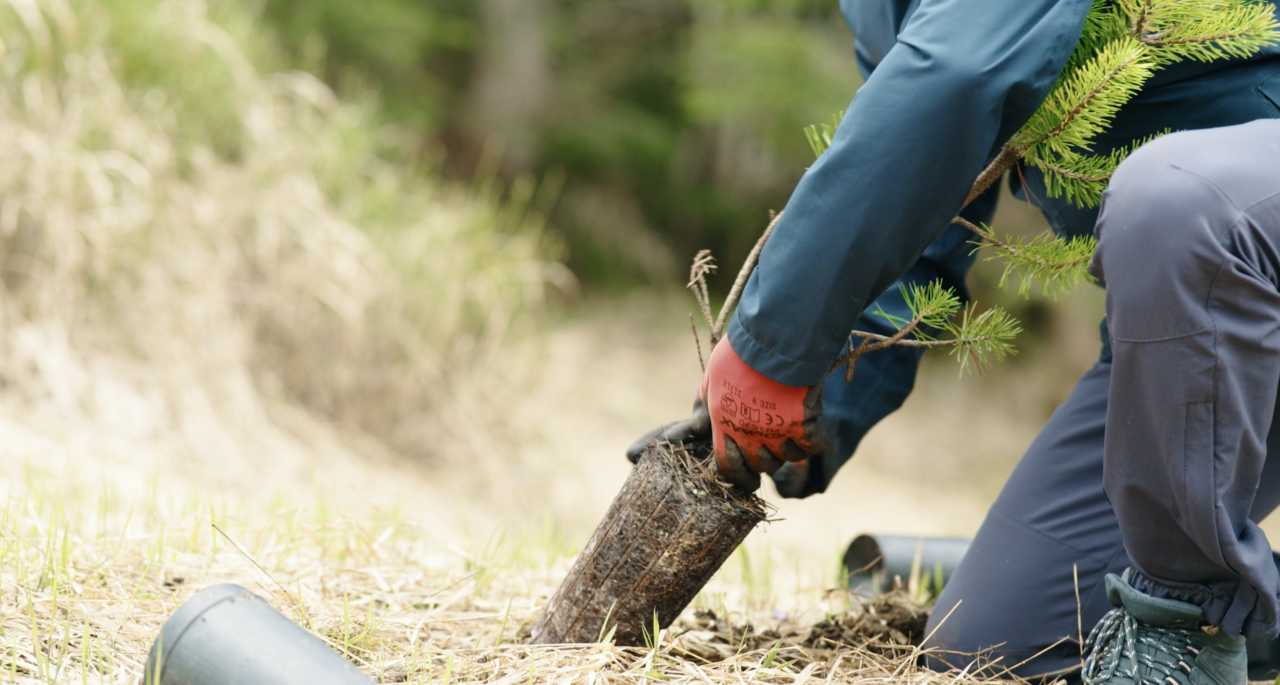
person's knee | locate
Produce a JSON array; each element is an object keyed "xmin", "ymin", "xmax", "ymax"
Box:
[
  {"xmin": 1093, "ymin": 137, "xmax": 1233, "ymax": 311},
  {"xmin": 1099, "ymin": 141, "xmax": 1215, "ymax": 256}
]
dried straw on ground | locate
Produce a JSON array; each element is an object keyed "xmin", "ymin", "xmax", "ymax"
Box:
[{"xmin": 0, "ymin": 465, "xmax": 1052, "ymax": 685}]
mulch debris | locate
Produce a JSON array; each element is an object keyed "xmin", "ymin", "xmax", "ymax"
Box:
[{"xmin": 668, "ymin": 589, "xmax": 932, "ymax": 666}]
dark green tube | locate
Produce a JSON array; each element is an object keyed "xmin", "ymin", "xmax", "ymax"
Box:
[
  {"xmin": 145, "ymin": 584, "xmax": 374, "ymax": 685},
  {"xmin": 843, "ymin": 533, "xmax": 970, "ymax": 596}
]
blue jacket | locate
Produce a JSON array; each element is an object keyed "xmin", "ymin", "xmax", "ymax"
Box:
[{"xmin": 749, "ymin": 0, "xmax": 1280, "ymax": 497}]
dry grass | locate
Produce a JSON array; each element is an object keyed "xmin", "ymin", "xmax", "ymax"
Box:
[
  {"xmin": 0, "ymin": 463, "xmax": 1042, "ymax": 685},
  {"xmin": 0, "ymin": 0, "xmax": 561, "ymax": 472}
]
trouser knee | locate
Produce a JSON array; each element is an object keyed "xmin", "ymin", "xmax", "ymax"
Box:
[
  {"xmin": 1093, "ymin": 140, "xmax": 1230, "ymax": 300},
  {"xmin": 1090, "ymin": 136, "xmax": 1250, "ymax": 349}
]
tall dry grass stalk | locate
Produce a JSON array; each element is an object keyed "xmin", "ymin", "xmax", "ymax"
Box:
[{"xmin": 0, "ymin": 0, "xmax": 564, "ymax": 467}]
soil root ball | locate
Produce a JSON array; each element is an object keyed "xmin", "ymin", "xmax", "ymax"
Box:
[{"xmin": 531, "ymin": 442, "xmax": 767, "ymax": 646}]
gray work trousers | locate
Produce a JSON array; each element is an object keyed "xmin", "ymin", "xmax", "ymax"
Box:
[{"xmin": 923, "ymin": 120, "xmax": 1280, "ymax": 680}]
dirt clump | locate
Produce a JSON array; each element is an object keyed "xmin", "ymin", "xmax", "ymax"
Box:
[
  {"xmin": 805, "ymin": 590, "xmax": 931, "ymax": 653},
  {"xmin": 666, "ymin": 591, "xmax": 934, "ymax": 668}
]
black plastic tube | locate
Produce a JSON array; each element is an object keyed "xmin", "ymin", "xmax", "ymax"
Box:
[
  {"xmin": 843, "ymin": 534, "xmax": 970, "ymax": 596},
  {"xmin": 145, "ymin": 584, "xmax": 374, "ymax": 685}
]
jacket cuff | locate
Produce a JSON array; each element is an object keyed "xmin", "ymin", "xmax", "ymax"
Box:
[{"xmin": 728, "ymin": 313, "xmax": 835, "ymax": 388}]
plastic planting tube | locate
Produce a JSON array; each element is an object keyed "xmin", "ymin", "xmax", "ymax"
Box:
[
  {"xmin": 144, "ymin": 584, "xmax": 374, "ymax": 685},
  {"xmin": 842, "ymin": 534, "xmax": 971, "ymax": 596}
]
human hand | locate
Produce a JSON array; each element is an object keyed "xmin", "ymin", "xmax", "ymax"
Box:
[
  {"xmin": 698, "ymin": 338, "xmax": 827, "ymax": 491},
  {"xmin": 625, "ymin": 397, "xmax": 711, "ymax": 464},
  {"xmin": 625, "ymin": 338, "xmax": 827, "ymax": 491}
]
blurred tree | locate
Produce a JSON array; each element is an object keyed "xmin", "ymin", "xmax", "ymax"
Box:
[
  {"xmin": 466, "ymin": 0, "xmax": 553, "ymax": 174},
  {"xmin": 258, "ymin": 0, "xmax": 860, "ymax": 289},
  {"xmin": 257, "ymin": 0, "xmax": 476, "ymax": 133}
]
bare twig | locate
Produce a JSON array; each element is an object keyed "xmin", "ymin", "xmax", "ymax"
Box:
[
  {"xmin": 1033, "ymin": 160, "xmax": 1112, "ymax": 185},
  {"xmin": 687, "ymin": 250, "xmax": 717, "ymax": 338},
  {"xmin": 1129, "ymin": 0, "xmax": 1154, "ymax": 37},
  {"xmin": 844, "ymin": 337, "xmax": 870, "ymax": 382},
  {"xmin": 963, "ymin": 145, "xmax": 1023, "ymax": 208},
  {"xmin": 1142, "ymin": 28, "xmax": 1265, "ymax": 48},
  {"xmin": 954, "ymin": 215, "xmax": 1003, "ymax": 243},
  {"xmin": 689, "ymin": 313, "xmax": 705, "ymax": 374},
  {"xmin": 833, "ymin": 327, "xmax": 1013, "ymax": 378},
  {"xmin": 843, "ymin": 331, "xmax": 955, "ymax": 350},
  {"xmin": 830, "ymin": 315, "xmax": 928, "ymax": 377},
  {"xmin": 1074, "ymin": 564, "xmax": 1084, "ymax": 660},
  {"xmin": 711, "ymin": 211, "xmax": 783, "ymax": 343}
]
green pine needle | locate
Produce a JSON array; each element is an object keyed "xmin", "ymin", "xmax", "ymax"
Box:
[
  {"xmin": 1063, "ymin": 0, "xmax": 1131, "ymax": 76},
  {"xmin": 946, "ymin": 303, "xmax": 1022, "ymax": 374},
  {"xmin": 803, "ymin": 110, "xmax": 845, "ymax": 160},
  {"xmin": 966, "ymin": 221, "xmax": 1098, "ymax": 299},
  {"xmin": 1027, "ymin": 130, "xmax": 1169, "ymax": 208},
  {"xmin": 1013, "ymin": 36, "xmax": 1155, "ymax": 158},
  {"xmin": 1126, "ymin": 0, "xmax": 1280, "ymax": 65},
  {"xmin": 1029, "ymin": 150, "xmax": 1118, "ymax": 207},
  {"xmin": 902, "ymin": 281, "xmax": 962, "ymax": 334},
  {"xmin": 862, "ymin": 281, "xmax": 1020, "ymax": 374},
  {"xmin": 804, "ymin": 0, "xmax": 1277, "ymax": 377}
]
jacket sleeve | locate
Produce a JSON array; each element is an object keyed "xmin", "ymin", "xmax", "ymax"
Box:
[
  {"xmin": 727, "ymin": 0, "xmax": 1092, "ymax": 387},
  {"xmin": 773, "ymin": 185, "xmax": 998, "ymax": 498}
]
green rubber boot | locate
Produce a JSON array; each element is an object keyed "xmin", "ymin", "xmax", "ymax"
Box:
[{"xmin": 1082, "ymin": 571, "xmax": 1246, "ymax": 685}]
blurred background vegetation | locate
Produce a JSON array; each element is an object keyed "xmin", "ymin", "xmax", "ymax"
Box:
[
  {"xmin": 256, "ymin": 0, "xmax": 862, "ymax": 287},
  {"xmin": 249, "ymin": 0, "xmax": 1074, "ymax": 329}
]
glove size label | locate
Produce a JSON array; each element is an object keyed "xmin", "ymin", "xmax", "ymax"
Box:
[{"xmin": 719, "ymin": 381, "xmax": 778, "ymax": 410}]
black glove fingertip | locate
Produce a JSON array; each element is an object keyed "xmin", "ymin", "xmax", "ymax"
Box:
[
  {"xmin": 779, "ymin": 439, "xmax": 809, "ymax": 463},
  {"xmin": 803, "ymin": 383, "xmax": 824, "ymax": 414},
  {"xmin": 690, "ymin": 400, "xmax": 711, "ymax": 435},
  {"xmin": 752, "ymin": 446, "xmax": 785, "ymax": 474},
  {"xmin": 626, "ymin": 425, "xmax": 665, "ymax": 464},
  {"xmin": 722, "ymin": 436, "xmax": 761, "ymax": 492}
]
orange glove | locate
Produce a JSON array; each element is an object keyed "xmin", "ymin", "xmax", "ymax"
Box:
[
  {"xmin": 625, "ymin": 338, "xmax": 828, "ymax": 491},
  {"xmin": 699, "ymin": 338, "xmax": 827, "ymax": 490}
]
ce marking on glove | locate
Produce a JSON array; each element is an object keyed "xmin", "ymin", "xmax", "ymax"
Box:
[{"xmin": 737, "ymin": 404, "xmax": 783, "ymax": 427}]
